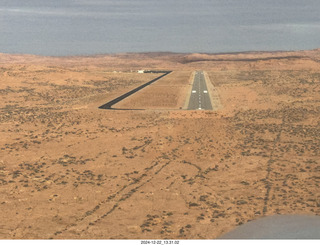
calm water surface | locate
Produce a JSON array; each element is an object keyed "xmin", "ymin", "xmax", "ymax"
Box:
[{"xmin": 1, "ymin": 0, "xmax": 320, "ymax": 55}]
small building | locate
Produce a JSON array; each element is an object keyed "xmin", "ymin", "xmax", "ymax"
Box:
[{"xmin": 138, "ymin": 70, "xmax": 145, "ymax": 74}]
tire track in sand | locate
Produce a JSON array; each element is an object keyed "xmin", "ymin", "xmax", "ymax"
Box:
[{"xmin": 50, "ymin": 153, "xmax": 174, "ymax": 238}]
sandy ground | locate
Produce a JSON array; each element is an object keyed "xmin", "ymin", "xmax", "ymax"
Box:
[
  {"xmin": 0, "ymin": 50, "xmax": 319, "ymax": 239},
  {"xmin": 115, "ymin": 71, "xmax": 192, "ymax": 110}
]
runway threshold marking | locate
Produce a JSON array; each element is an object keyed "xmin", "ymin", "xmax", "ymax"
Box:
[{"xmin": 187, "ymin": 70, "xmax": 213, "ymax": 110}]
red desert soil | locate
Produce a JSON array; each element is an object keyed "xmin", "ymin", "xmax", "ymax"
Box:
[
  {"xmin": 116, "ymin": 71, "xmax": 193, "ymax": 110},
  {"xmin": 0, "ymin": 50, "xmax": 319, "ymax": 239}
]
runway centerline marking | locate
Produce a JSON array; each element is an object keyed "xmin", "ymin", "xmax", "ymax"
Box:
[{"xmin": 187, "ymin": 70, "xmax": 213, "ymax": 110}]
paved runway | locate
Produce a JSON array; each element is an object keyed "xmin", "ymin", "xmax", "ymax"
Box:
[
  {"xmin": 99, "ymin": 71, "xmax": 171, "ymax": 110},
  {"xmin": 187, "ymin": 71, "xmax": 213, "ymax": 110}
]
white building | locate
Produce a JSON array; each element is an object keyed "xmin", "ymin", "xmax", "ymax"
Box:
[{"xmin": 138, "ymin": 70, "xmax": 145, "ymax": 74}]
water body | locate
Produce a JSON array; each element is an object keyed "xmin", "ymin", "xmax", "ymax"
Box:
[{"xmin": 1, "ymin": 0, "xmax": 320, "ymax": 56}]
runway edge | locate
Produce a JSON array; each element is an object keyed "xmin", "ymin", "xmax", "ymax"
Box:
[
  {"xmin": 182, "ymin": 71, "xmax": 196, "ymax": 110},
  {"xmin": 203, "ymin": 71, "xmax": 223, "ymax": 111}
]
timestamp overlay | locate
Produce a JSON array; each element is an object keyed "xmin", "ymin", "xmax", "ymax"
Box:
[
  {"xmin": 38, "ymin": 239, "xmax": 311, "ymax": 245},
  {"xmin": 141, "ymin": 241, "xmax": 180, "ymax": 245}
]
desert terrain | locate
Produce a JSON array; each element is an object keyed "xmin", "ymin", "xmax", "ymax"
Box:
[
  {"xmin": 0, "ymin": 50, "xmax": 319, "ymax": 239},
  {"xmin": 116, "ymin": 71, "xmax": 192, "ymax": 110}
]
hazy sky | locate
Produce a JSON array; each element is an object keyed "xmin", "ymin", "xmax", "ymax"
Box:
[{"xmin": 1, "ymin": 0, "xmax": 320, "ymax": 56}]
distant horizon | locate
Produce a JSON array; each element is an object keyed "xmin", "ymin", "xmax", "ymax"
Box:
[{"xmin": 2, "ymin": 47, "xmax": 319, "ymax": 58}]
